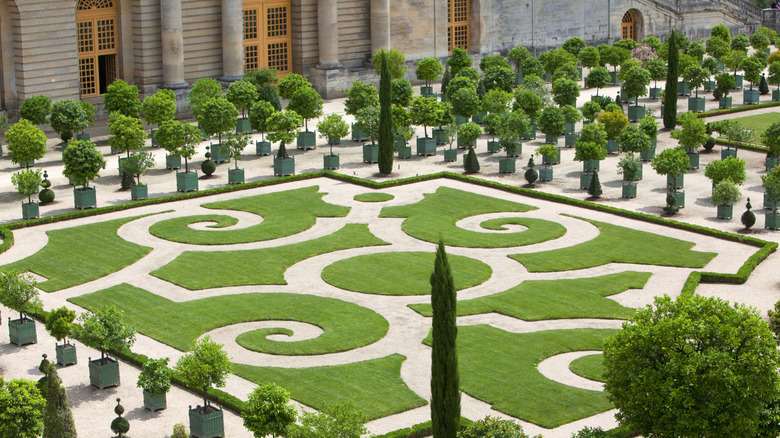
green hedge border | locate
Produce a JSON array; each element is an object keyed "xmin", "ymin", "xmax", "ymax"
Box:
[
  {"xmin": 713, "ymin": 139, "xmax": 768, "ymax": 154},
  {"xmin": 696, "ymin": 100, "xmax": 780, "ymax": 119},
  {"xmin": 4, "ymin": 170, "xmax": 774, "ymax": 435}
]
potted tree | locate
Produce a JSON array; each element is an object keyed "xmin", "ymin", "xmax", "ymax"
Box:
[
  {"xmin": 482, "ymin": 113, "xmax": 502, "ymax": 153},
  {"xmin": 723, "ymin": 49, "xmax": 745, "ymax": 90},
  {"xmin": 317, "ymin": 114, "xmax": 348, "ymax": 170},
  {"xmin": 710, "ymin": 119, "xmax": 753, "ymax": 159},
  {"xmin": 715, "ymin": 72, "xmax": 735, "ymax": 109},
  {"xmin": 597, "ymin": 109, "xmax": 629, "ymax": 154},
  {"xmin": 551, "ymin": 77, "xmax": 580, "ymax": 109},
  {"xmin": 45, "ymin": 306, "xmax": 77, "ymax": 366},
  {"xmin": 103, "ymin": 79, "xmax": 141, "ymax": 117},
  {"xmin": 671, "ymin": 111, "xmax": 707, "ymax": 169},
  {"xmin": 621, "ymin": 66, "xmax": 650, "ymax": 121},
  {"xmin": 581, "ymin": 101, "xmax": 602, "ymax": 128},
  {"xmin": 618, "ymin": 124, "xmax": 652, "ymax": 181},
  {"xmin": 585, "ymin": 66, "xmax": 612, "ymax": 97},
  {"xmin": 287, "ymin": 86, "xmax": 323, "ymax": 150},
  {"xmin": 741, "ymin": 55, "xmax": 763, "ymax": 105},
  {"xmin": 537, "ymin": 105, "xmax": 565, "ymax": 145},
  {"xmin": 449, "ymin": 86, "xmax": 479, "ymax": 124},
  {"xmin": 220, "ymin": 132, "xmax": 251, "ymax": 184},
  {"xmin": 508, "ymin": 45, "xmax": 532, "ymax": 84},
  {"xmin": 0, "ymin": 271, "xmax": 43, "ymax": 347},
  {"xmin": 704, "ymin": 156, "xmax": 747, "ymax": 193},
  {"xmin": 137, "ymin": 357, "xmax": 173, "ymax": 412},
  {"xmin": 416, "ymin": 57, "xmax": 444, "ymax": 97},
  {"xmin": 409, "ymin": 96, "xmax": 443, "ymax": 156},
  {"xmin": 76, "ymin": 305, "xmax": 136, "ymax": 390},
  {"xmin": 197, "ymin": 97, "xmax": 238, "ymax": 164},
  {"xmin": 49, "ymin": 100, "xmax": 89, "ymax": 144},
  {"xmin": 78, "ymin": 101, "xmax": 96, "ymax": 141},
  {"xmin": 174, "ymin": 336, "xmax": 231, "ymax": 438},
  {"xmin": 62, "ymin": 140, "xmax": 106, "ymax": 210},
  {"xmin": 617, "ymin": 153, "xmax": 642, "ymax": 198},
  {"xmin": 140, "ymin": 89, "xmax": 176, "ymax": 146},
  {"xmin": 701, "ymin": 57, "xmax": 720, "ymax": 92},
  {"xmin": 267, "ymin": 110, "xmax": 301, "ymax": 176},
  {"xmin": 6, "ymin": 119, "xmax": 47, "ymax": 168},
  {"xmin": 355, "ymin": 106, "xmax": 380, "ymax": 162},
  {"xmin": 456, "ymin": 122, "xmax": 482, "ymax": 155},
  {"xmin": 156, "ymin": 120, "xmax": 201, "ymax": 192},
  {"xmin": 443, "ymin": 123, "xmax": 459, "ymax": 162},
  {"xmin": 225, "ymin": 79, "xmax": 257, "ymax": 133},
  {"xmin": 344, "ymin": 81, "xmax": 378, "ymax": 142},
  {"xmin": 652, "ymin": 147, "xmax": 690, "ymax": 208},
  {"xmin": 711, "ymin": 179, "xmax": 741, "ymax": 220},
  {"xmin": 682, "ymin": 64, "xmax": 709, "ymax": 112},
  {"xmin": 561, "ymin": 105, "xmax": 582, "ymax": 147},
  {"xmin": 770, "ymin": 61, "xmax": 780, "ymax": 102},
  {"xmin": 763, "ymin": 167, "xmax": 780, "ymax": 229},
  {"xmin": 513, "ymin": 91, "xmax": 541, "ymax": 140},
  {"xmin": 19, "ymin": 94, "xmax": 52, "ymax": 126},
  {"xmin": 497, "ymin": 110, "xmax": 528, "ymax": 173},
  {"xmin": 646, "ymin": 58, "xmax": 667, "ymax": 99},
  {"xmin": 536, "ymin": 144, "xmax": 559, "ymax": 181},
  {"xmin": 249, "ymin": 100, "xmax": 275, "ymax": 156},
  {"xmin": 574, "ymin": 140, "xmax": 608, "ymax": 189},
  {"xmin": 762, "ymin": 122, "xmax": 780, "ymax": 171},
  {"xmin": 11, "ymin": 168, "xmax": 42, "ymax": 219},
  {"xmin": 639, "ymin": 115, "xmax": 659, "ymax": 161},
  {"xmin": 108, "ymin": 112, "xmax": 147, "ymax": 185},
  {"xmin": 392, "ymin": 105, "xmax": 414, "ymax": 158},
  {"xmin": 188, "ymin": 78, "xmax": 222, "ymax": 121}
]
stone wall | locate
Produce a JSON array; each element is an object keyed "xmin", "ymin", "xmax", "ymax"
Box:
[
  {"xmin": 132, "ymin": 0, "xmax": 163, "ymax": 94},
  {"xmin": 291, "ymin": 0, "xmax": 318, "ymax": 77},
  {"xmin": 182, "ymin": 0, "xmax": 223, "ymax": 83},
  {"xmin": 763, "ymin": 9, "xmax": 780, "ymax": 34}
]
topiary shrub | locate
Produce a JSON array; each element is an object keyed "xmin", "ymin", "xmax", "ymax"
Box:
[
  {"xmin": 464, "ymin": 147, "xmax": 479, "ymax": 173},
  {"xmin": 38, "ymin": 171, "xmax": 54, "ymax": 204},
  {"xmin": 524, "ymin": 157, "xmax": 538, "ymax": 185},
  {"xmin": 588, "ymin": 170, "xmax": 602, "ymax": 198},
  {"xmin": 110, "ymin": 398, "xmax": 129, "ymax": 438},
  {"xmin": 120, "ymin": 171, "xmax": 134, "ymax": 190},
  {"xmin": 742, "ymin": 198, "xmax": 756, "ymax": 230},
  {"xmin": 172, "ymin": 423, "xmax": 188, "ymax": 438},
  {"xmin": 201, "ymin": 158, "xmax": 216, "ymax": 176}
]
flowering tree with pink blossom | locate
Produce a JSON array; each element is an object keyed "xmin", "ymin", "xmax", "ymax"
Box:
[{"xmin": 631, "ymin": 46, "xmax": 658, "ymax": 65}]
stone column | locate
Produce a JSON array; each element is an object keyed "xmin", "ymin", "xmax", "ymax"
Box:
[
  {"xmin": 221, "ymin": 0, "xmax": 244, "ymax": 81},
  {"xmin": 160, "ymin": 0, "xmax": 188, "ymax": 88},
  {"xmin": 370, "ymin": 0, "xmax": 390, "ymax": 55},
  {"xmin": 317, "ymin": 0, "xmax": 341, "ymax": 69}
]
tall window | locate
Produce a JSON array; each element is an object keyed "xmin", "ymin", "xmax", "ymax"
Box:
[
  {"xmin": 77, "ymin": 0, "xmax": 118, "ymax": 97},
  {"xmin": 243, "ymin": 0, "xmax": 291, "ymax": 76},
  {"xmin": 622, "ymin": 11, "xmax": 635, "ymax": 42},
  {"xmin": 448, "ymin": 0, "xmax": 469, "ymax": 52}
]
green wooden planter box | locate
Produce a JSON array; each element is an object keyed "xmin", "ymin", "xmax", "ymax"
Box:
[
  {"xmin": 717, "ymin": 204, "xmax": 733, "ymax": 220},
  {"xmin": 88, "ymin": 357, "xmax": 120, "ymax": 389},
  {"xmin": 539, "ymin": 166, "xmax": 553, "ymax": 181},
  {"xmin": 76, "ymin": 132, "xmax": 91, "ymax": 141},
  {"xmin": 606, "ymin": 139, "xmax": 619, "ymax": 154},
  {"xmin": 235, "ymin": 117, "xmax": 251, "ymax": 133},
  {"xmin": 209, "ymin": 143, "xmax": 227, "ymax": 163},
  {"xmin": 773, "ymin": 90, "xmax": 780, "ymax": 102},
  {"xmin": 640, "ymin": 146, "xmax": 656, "ymax": 162},
  {"xmin": 143, "ymin": 390, "xmax": 167, "ymax": 412},
  {"xmin": 487, "ymin": 140, "xmax": 501, "ymax": 153},
  {"xmin": 583, "ymin": 159, "xmax": 600, "ymax": 173},
  {"xmin": 363, "ymin": 144, "xmax": 379, "ymax": 162},
  {"xmin": 580, "ymin": 172, "xmax": 593, "ymax": 189},
  {"xmin": 744, "ymin": 89, "xmax": 760, "ymax": 105},
  {"xmin": 255, "ymin": 140, "xmax": 271, "ymax": 156},
  {"xmin": 228, "ymin": 168, "xmax": 245, "ymax": 185},
  {"xmin": 150, "ymin": 129, "xmax": 157, "ymax": 147},
  {"xmin": 416, "ymin": 137, "xmax": 436, "ymax": 156},
  {"xmin": 765, "ymin": 192, "xmax": 775, "ymax": 210},
  {"xmin": 649, "ymin": 87, "xmax": 661, "ymax": 99},
  {"xmin": 473, "ymin": 112, "xmax": 486, "ymax": 124},
  {"xmin": 73, "ymin": 187, "xmax": 97, "ymax": 210},
  {"xmin": 670, "ymin": 190, "xmax": 685, "ymax": 208},
  {"xmin": 622, "ymin": 182, "xmax": 638, "ymax": 198},
  {"xmin": 688, "ymin": 97, "xmax": 706, "ymax": 113},
  {"xmin": 323, "ymin": 154, "xmax": 339, "ymax": 169},
  {"xmin": 8, "ymin": 317, "xmax": 37, "ymax": 347},
  {"xmin": 564, "ymin": 122, "xmax": 575, "ymax": 135},
  {"xmin": 719, "ymin": 96, "xmax": 733, "ymax": 109},
  {"xmin": 166, "ymin": 154, "xmax": 181, "ymax": 170},
  {"xmin": 420, "ymin": 85, "xmax": 434, "ymax": 97},
  {"xmin": 297, "ymin": 130, "xmax": 316, "ymax": 149},
  {"xmin": 542, "ymin": 147, "xmax": 561, "ymax": 165},
  {"xmin": 507, "ymin": 142, "xmax": 522, "ymax": 157},
  {"xmin": 273, "ymin": 157, "xmax": 295, "ymax": 176},
  {"xmin": 667, "ymin": 173, "xmax": 684, "ymax": 190},
  {"xmin": 733, "ymin": 74, "xmax": 744, "ymax": 89},
  {"xmin": 627, "ymin": 105, "xmax": 645, "ymax": 122},
  {"xmin": 432, "ymin": 128, "xmax": 447, "ymax": 145},
  {"xmin": 704, "ymin": 80, "xmax": 716, "ymax": 92},
  {"xmin": 721, "ymin": 148, "xmax": 737, "ymax": 159},
  {"xmin": 608, "ymin": 71, "xmax": 619, "ymax": 84},
  {"xmin": 766, "ymin": 156, "xmax": 778, "ymax": 172},
  {"xmin": 394, "ymin": 136, "xmax": 406, "ymax": 151},
  {"xmin": 351, "ymin": 123, "xmax": 369, "ymax": 142},
  {"xmin": 687, "ymin": 152, "xmax": 700, "ymax": 169},
  {"xmin": 766, "ymin": 211, "xmax": 780, "ymax": 230},
  {"xmin": 131, "ymin": 185, "xmax": 148, "ymax": 201},
  {"xmin": 177, "ymin": 171, "xmax": 199, "ymax": 192},
  {"xmin": 498, "ymin": 157, "xmax": 515, "ymax": 173},
  {"xmin": 117, "ymin": 156, "xmax": 126, "ymax": 175},
  {"xmin": 21, "ymin": 201, "xmax": 39, "ymax": 219},
  {"xmin": 454, "ymin": 115, "xmax": 468, "ymax": 125},
  {"xmin": 398, "ymin": 145, "xmax": 412, "ymax": 159},
  {"xmin": 625, "ymin": 163, "xmax": 643, "ymax": 181},
  {"xmin": 444, "ymin": 149, "xmax": 457, "ymax": 162},
  {"xmin": 544, "ymin": 134, "xmax": 559, "ymax": 145},
  {"xmin": 677, "ymin": 82, "xmax": 691, "ymax": 96},
  {"xmin": 565, "ymin": 133, "xmax": 579, "ymax": 148},
  {"xmin": 189, "ymin": 405, "xmax": 224, "ymax": 438},
  {"xmin": 56, "ymin": 343, "xmax": 77, "ymax": 366}
]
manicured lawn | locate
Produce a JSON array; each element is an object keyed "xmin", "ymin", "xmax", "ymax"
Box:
[
  {"xmin": 410, "ymin": 272, "xmax": 648, "ymax": 320},
  {"xmin": 69, "ymin": 284, "xmax": 388, "ymax": 354},
  {"xmin": 232, "ymin": 354, "xmax": 426, "ymax": 420},
  {"xmin": 321, "ymin": 252, "xmax": 492, "ymax": 295},
  {"xmin": 148, "ymin": 186, "xmax": 350, "ymax": 244},
  {"xmin": 425, "ymin": 325, "xmax": 617, "ymax": 428},
  {"xmin": 151, "ymin": 224, "xmax": 389, "ymax": 290},
  {"xmin": 380, "ymin": 187, "xmax": 566, "ymax": 248},
  {"xmin": 354, "ymin": 192, "xmax": 395, "ymax": 202},
  {"xmin": 729, "ymin": 112, "xmax": 780, "ymax": 140},
  {"xmin": 511, "ymin": 216, "xmax": 716, "ymax": 272},
  {"xmin": 2, "ymin": 215, "xmax": 152, "ymax": 292},
  {"xmin": 569, "ymin": 353, "xmax": 606, "ymax": 383}
]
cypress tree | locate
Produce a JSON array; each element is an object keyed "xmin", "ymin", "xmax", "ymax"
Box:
[
  {"xmin": 663, "ymin": 31, "xmax": 679, "ymax": 129},
  {"xmin": 378, "ymin": 51, "xmax": 394, "ymax": 174},
  {"xmin": 430, "ymin": 240, "xmax": 460, "ymax": 438},
  {"xmin": 38, "ymin": 355, "xmax": 77, "ymax": 438},
  {"xmin": 588, "ymin": 170, "xmax": 603, "ymax": 198}
]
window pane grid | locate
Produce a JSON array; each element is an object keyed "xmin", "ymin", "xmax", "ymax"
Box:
[
  {"xmin": 267, "ymin": 42, "xmax": 288, "ymax": 72},
  {"xmin": 447, "ymin": 0, "xmax": 469, "ymax": 53},
  {"xmin": 243, "ymin": 9, "xmax": 258, "ymax": 40},
  {"xmin": 245, "ymin": 45, "xmax": 259, "ymax": 71},
  {"xmin": 243, "ymin": 1, "xmax": 291, "ymax": 75},
  {"xmin": 78, "ymin": 21, "xmax": 93, "ymax": 53},
  {"xmin": 78, "ymin": 0, "xmax": 114, "ymax": 10},
  {"xmin": 79, "ymin": 57, "xmax": 97, "ymax": 97},
  {"xmin": 97, "ymin": 19, "xmax": 115, "ymax": 51},
  {"xmin": 266, "ymin": 6, "xmax": 288, "ymax": 38}
]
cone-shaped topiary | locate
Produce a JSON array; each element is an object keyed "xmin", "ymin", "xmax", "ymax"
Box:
[
  {"xmin": 760, "ymin": 73, "xmax": 770, "ymax": 95},
  {"xmin": 111, "ymin": 398, "xmax": 129, "ymax": 438},
  {"xmin": 464, "ymin": 147, "xmax": 480, "ymax": 173},
  {"xmin": 742, "ymin": 198, "xmax": 756, "ymax": 229},
  {"xmin": 588, "ymin": 170, "xmax": 602, "ymax": 198},
  {"xmin": 38, "ymin": 355, "xmax": 76, "ymax": 438}
]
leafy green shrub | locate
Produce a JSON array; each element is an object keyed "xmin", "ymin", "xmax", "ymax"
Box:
[
  {"xmin": 110, "ymin": 398, "xmax": 129, "ymax": 438},
  {"xmin": 457, "ymin": 416, "xmax": 541, "ymax": 438},
  {"xmin": 711, "ymin": 179, "xmax": 741, "ymax": 206},
  {"xmin": 171, "ymin": 423, "xmax": 188, "ymax": 438}
]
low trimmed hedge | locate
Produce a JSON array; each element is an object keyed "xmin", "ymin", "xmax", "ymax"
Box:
[
  {"xmin": 696, "ymin": 101, "xmax": 780, "ymax": 118},
  {"xmin": 374, "ymin": 418, "xmax": 472, "ymax": 438}
]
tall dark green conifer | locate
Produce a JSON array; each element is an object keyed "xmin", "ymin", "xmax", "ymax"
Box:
[
  {"xmin": 663, "ymin": 31, "xmax": 679, "ymax": 130},
  {"xmin": 430, "ymin": 240, "xmax": 460, "ymax": 438},
  {"xmin": 378, "ymin": 51, "xmax": 394, "ymax": 174},
  {"xmin": 38, "ymin": 355, "xmax": 77, "ymax": 438}
]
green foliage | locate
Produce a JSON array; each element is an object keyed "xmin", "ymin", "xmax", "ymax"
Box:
[
  {"xmin": 108, "ymin": 112, "xmax": 147, "ymax": 156},
  {"xmin": 741, "ymin": 198, "xmax": 756, "ymax": 229},
  {"xmin": 243, "ymin": 383, "xmax": 297, "ymax": 438},
  {"xmin": 0, "ymin": 271, "xmax": 42, "ymax": 320},
  {"xmin": 579, "ymin": 122, "xmax": 608, "ymax": 148},
  {"xmin": 61, "ymin": 139, "xmax": 106, "ymax": 188},
  {"xmin": 732, "ymin": 33, "xmax": 750, "ymax": 52},
  {"xmin": 111, "ymin": 398, "xmax": 129, "ymax": 437},
  {"xmin": 378, "ymin": 51, "xmax": 394, "ymax": 174},
  {"xmin": 409, "ymin": 96, "xmax": 443, "ymax": 137},
  {"xmin": 391, "ymin": 78, "xmax": 414, "ymax": 106},
  {"xmin": 76, "ymin": 305, "xmax": 136, "ymax": 359},
  {"xmin": 621, "ymin": 67, "xmax": 651, "ymax": 102},
  {"xmin": 45, "ymin": 307, "xmax": 76, "ymax": 344},
  {"xmin": 602, "ymin": 45, "xmax": 630, "ymax": 70},
  {"xmin": 220, "ymin": 131, "xmax": 251, "ymax": 168},
  {"xmin": 174, "ymin": 335, "xmax": 232, "ymax": 406},
  {"xmin": 447, "ymin": 47, "xmax": 472, "ymax": 76},
  {"xmin": 706, "ymin": 35, "xmax": 731, "ymax": 61},
  {"xmin": 244, "ymin": 68, "xmax": 279, "ymax": 87},
  {"xmin": 672, "ymin": 111, "xmax": 708, "ymax": 152},
  {"xmin": 762, "ymin": 122, "xmax": 780, "ymax": 156},
  {"xmin": 103, "ymin": 79, "xmax": 141, "ymax": 117},
  {"xmin": 446, "ymin": 75, "xmax": 476, "ymax": 102},
  {"xmin": 38, "ymin": 356, "xmax": 76, "ymax": 438},
  {"xmin": 137, "ymin": 357, "xmax": 172, "ymax": 394},
  {"xmin": 539, "ymin": 49, "xmax": 577, "ymax": 75},
  {"xmin": 507, "ymin": 46, "xmax": 531, "ymax": 73},
  {"xmin": 763, "ymin": 166, "xmax": 780, "ymax": 211},
  {"xmin": 617, "ymin": 125, "xmax": 651, "ymax": 154},
  {"xmin": 711, "ymin": 179, "xmax": 741, "ymax": 206},
  {"xmin": 6, "ymin": 119, "xmax": 47, "ymax": 167},
  {"xmin": 742, "ymin": 55, "xmax": 764, "ymax": 89},
  {"xmin": 458, "ymin": 122, "xmax": 482, "ymax": 147},
  {"xmin": 711, "ymin": 24, "xmax": 731, "ymax": 43},
  {"xmin": 664, "ymin": 31, "xmax": 680, "ymax": 129},
  {"xmin": 704, "ymin": 156, "xmax": 747, "ymax": 186},
  {"xmin": 723, "ymin": 49, "xmax": 745, "ymax": 75},
  {"xmin": 551, "ymin": 77, "xmax": 580, "ymax": 107},
  {"xmin": 517, "ymin": 73, "xmax": 551, "ymax": 105},
  {"xmin": 617, "ymin": 153, "xmax": 642, "ymax": 181},
  {"xmin": 249, "ymin": 100, "xmax": 276, "ymax": 139},
  {"xmin": 257, "ymin": 83, "xmax": 282, "ymax": 111},
  {"xmin": 597, "ymin": 110, "xmax": 629, "ymax": 140},
  {"xmin": 482, "ymin": 66, "xmax": 515, "ymax": 93},
  {"xmin": 317, "ymin": 114, "xmax": 349, "ymax": 151},
  {"xmin": 552, "ymin": 63, "xmax": 579, "ymax": 83},
  {"xmin": 585, "ymin": 66, "xmax": 611, "ymax": 94},
  {"xmin": 651, "ymin": 147, "xmax": 689, "ymax": 178},
  {"xmin": 479, "ymin": 55, "xmax": 510, "ymax": 72},
  {"xmin": 450, "ymin": 87, "xmax": 480, "ymax": 119},
  {"xmin": 686, "ymin": 40, "xmax": 706, "ymax": 62},
  {"xmin": 573, "ymin": 141, "xmax": 607, "ymax": 163},
  {"xmin": 587, "ymin": 170, "xmax": 602, "ymax": 197},
  {"xmin": 266, "ymin": 110, "xmax": 302, "ymax": 148},
  {"xmin": 344, "ymin": 81, "xmax": 379, "ymax": 116},
  {"xmin": 355, "ymin": 106, "xmax": 380, "ymax": 145},
  {"xmin": 288, "ymin": 86, "xmax": 323, "ymax": 130},
  {"xmin": 226, "ymin": 79, "xmax": 259, "ymax": 117},
  {"xmin": 537, "ymin": 105, "xmax": 564, "ymax": 137},
  {"xmin": 11, "ymin": 168, "xmax": 42, "ymax": 203},
  {"xmin": 578, "ymin": 46, "xmax": 600, "ymax": 69},
  {"xmin": 559, "ymin": 105, "xmax": 582, "ymax": 125},
  {"xmin": 581, "ymin": 101, "xmax": 602, "ymax": 121},
  {"xmin": 562, "ymin": 37, "xmax": 587, "ymax": 57},
  {"xmin": 289, "ymin": 402, "xmax": 368, "ymax": 438},
  {"xmin": 189, "ymin": 78, "xmax": 223, "ymax": 118},
  {"xmin": 760, "ymin": 73, "xmax": 770, "ymax": 94},
  {"xmin": 638, "ymin": 115, "xmax": 658, "ymax": 140},
  {"xmin": 0, "ymin": 377, "xmax": 45, "ymax": 438},
  {"xmin": 197, "ymin": 97, "xmax": 239, "ymax": 140},
  {"xmin": 278, "ymin": 73, "xmax": 311, "ymax": 100},
  {"xmin": 50, "ymin": 100, "xmax": 88, "ymax": 141},
  {"xmin": 416, "ymin": 58, "xmax": 444, "ymax": 86},
  {"xmin": 19, "ymin": 95, "xmax": 52, "ymax": 125},
  {"xmin": 373, "ymin": 49, "xmax": 407, "ymax": 80},
  {"xmin": 155, "ymin": 120, "xmax": 201, "ymax": 172},
  {"xmin": 171, "ymin": 423, "xmax": 188, "ymax": 438},
  {"xmin": 715, "ymin": 71, "xmax": 735, "ymax": 96},
  {"xmin": 458, "ymin": 416, "xmax": 540, "ymax": 438},
  {"xmin": 603, "ymin": 294, "xmax": 780, "ymax": 438},
  {"xmin": 512, "ymin": 91, "xmax": 543, "ymax": 119},
  {"xmin": 768, "ymin": 300, "xmax": 780, "ymax": 343},
  {"xmin": 140, "ymin": 89, "xmax": 176, "ymax": 126},
  {"xmin": 464, "ymin": 147, "xmax": 480, "ymax": 173},
  {"xmin": 701, "ymin": 57, "xmax": 719, "ymax": 77},
  {"xmin": 480, "ymin": 89, "xmax": 512, "ymax": 114}
]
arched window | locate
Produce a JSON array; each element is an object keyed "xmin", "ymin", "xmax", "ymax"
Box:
[
  {"xmin": 243, "ymin": 0, "xmax": 291, "ymax": 76},
  {"xmin": 448, "ymin": 0, "xmax": 469, "ymax": 52},
  {"xmin": 76, "ymin": 0, "xmax": 118, "ymax": 97},
  {"xmin": 621, "ymin": 10, "xmax": 635, "ymax": 42}
]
